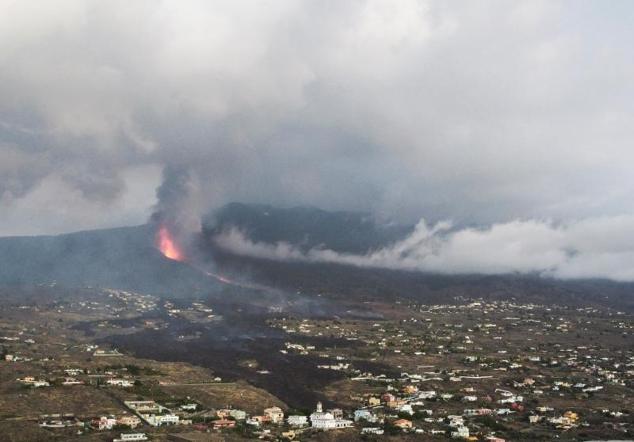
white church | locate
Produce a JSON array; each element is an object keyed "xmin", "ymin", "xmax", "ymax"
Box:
[{"xmin": 310, "ymin": 402, "xmax": 354, "ymax": 430}]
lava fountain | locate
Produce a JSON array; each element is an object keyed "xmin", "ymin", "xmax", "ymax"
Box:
[
  {"xmin": 154, "ymin": 223, "xmax": 259, "ymax": 289},
  {"xmin": 157, "ymin": 225, "xmax": 185, "ymax": 261}
]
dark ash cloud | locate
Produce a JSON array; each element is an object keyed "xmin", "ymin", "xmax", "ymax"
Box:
[{"xmin": 1, "ymin": 1, "xmax": 634, "ymax": 280}]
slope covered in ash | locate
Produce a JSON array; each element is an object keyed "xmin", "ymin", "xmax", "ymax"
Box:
[
  {"xmin": 207, "ymin": 247, "xmax": 634, "ymax": 311},
  {"xmin": 204, "ymin": 202, "xmax": 412, "ymax": 253},
  {"xmin": 0, "ymin": 225, "xmax": 211, "ymax": 296}
]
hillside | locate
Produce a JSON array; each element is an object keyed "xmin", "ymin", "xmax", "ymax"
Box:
[
  {"xmin": 0, "ymin": 203, "xmax": 633, "ymax": 311},
  {"xmin": 0, "ymin": 224, "xmax": 211, "ymax": 296},
  {"xmin": 204, "ymin": 202, "xmax": 411, "ymax": 253}
]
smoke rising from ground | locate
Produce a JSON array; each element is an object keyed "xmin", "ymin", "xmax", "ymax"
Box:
[
  {"xmin": 151, "ymin": 165, "xmax": 203, "ymax": 242},
  {"xmin": 212, "ymin": 215, "xmax": 634, "ymax": 282}
]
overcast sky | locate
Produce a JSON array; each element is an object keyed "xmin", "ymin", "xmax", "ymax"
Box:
[{"xmin": 1, "ymin": 1, "xmax": 634, "ymax": 279}]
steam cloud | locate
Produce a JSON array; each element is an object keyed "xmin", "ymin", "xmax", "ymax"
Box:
[{"xmin": 213, "ymin": 215, "xmax": 634, "ymax": 282}]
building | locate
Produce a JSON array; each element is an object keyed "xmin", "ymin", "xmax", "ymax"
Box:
[
  {"xmin": 448, "ymin": 415, "xmax": 465, "ymax": 427},
  {"xmin": 361, "ymin": 427, "xmax": 385, "ymax": 435},
  {"xmin": 387, "ymin": 398, "xmax": 407, "ymax": 408},
  {"xmin": 330, "ymin": 408, "xmax": 344, "ymax": 419},
  {"xmin": 381, "ymin": 393, "xmax": 397, "ymax": 403},
  {"xmin": 310, "ymin": 402, "xmax": 353, "ymax": 430},
  {"xmin": 287, "ymin": 415, "xmax": 308, "ymax": 427},
  {"xmin": 93, "ymin": 349, "xmax": 123, "ymax": 357},
  {"xmin": 498, "ymin": 395, "xmax": 523, "ymax": 404},
  {"xmin": 62, "ymin": 377, "xmax": 83, "ymax": 385},
  {"xmin": 250, "ymin": 415, "xmax": 270, "ymax": 425},
  {"xmin": 213, "ymin": 419, "xmax": 236, "ymax": 430},
  {"xmin": 124, "ymin": 401, "xmax": 164, "ymax": 414},
  {"xmin": 563, "ymin": 411, "xmax": 579, "ymax": 422},
  {"xmin": 418, "ymin": 390, "xmax": 437, "ymax": 399},
  {"xmin": 17, "ymin": 376, "xmax": 49, "ymax": 387},
  {"xmin": 39, "ymin": 414, "xmax": 82, "ymax": 428},
  {"xmin": 245, "ymin": 417, "xmax": 261, "ymax": 427},
  {"xmin": 403, "ymin": 385, "xmax": 418, "ymax": 394},
  {"xmin": 216, "ymin": 409, "xmax": 231, "ymax": 419},
  {"xmin": 107, "ymin": 378, "xmax": 134, "ymax": 387},
  {"xmin": 263, "ymin": 406, "xmax": 284, "ymax": 424},
  {"xmin": 145, "ymin": 414, "xmax": 179, "ymax": 426},
  {"xmin": 393, "ymin": 419, "xmax": 413, "ymax": 430},
  {"xmin": 451, "ymin": 426, "xmax": 470, "ymax": 439},
  {"xmin": 113, "ymin": 434, "xmax": 148, "ymax": 442},
  {"xmin": 354, "ymin": 409, "xmax": 378, "ymax": 422},
  {"xmin": 92, "ymin": 415, "xmax": 117, "ymax": 430},
  {"xmin": 229, "ymin": 409, "xmax": 247, "ymax": 420},
  {"xmin": 118, "ymin": 415, "xmax": 142, "ymax": 428}
]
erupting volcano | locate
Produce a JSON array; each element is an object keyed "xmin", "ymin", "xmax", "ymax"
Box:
[
  {"xmin": 154, "ymin": 221, "xmax": 261, "ymax": 289},
  {"xmin": 157, "ymin": 225, "xmax": 184, "ymax": 261}
]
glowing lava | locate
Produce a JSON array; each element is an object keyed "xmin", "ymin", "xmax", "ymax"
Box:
[
  {"xmin": 202, "ymin": 269, "xmax": 233, "ymax": 284},
  {"xmin": 155, "ymin": 224, "xmax": 262, "ymax": 290},
  {"xmin": 157, "ymin": 225, "xmax": 184, "ymax": 261}
]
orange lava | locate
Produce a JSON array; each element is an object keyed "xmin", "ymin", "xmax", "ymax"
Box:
[
  {"xmin": 155, "ymin": 226, "xmax": 257, "ymax": 290},
  {"xmin": 157, "ymin": 225, "xmax": 184, "ymax": 261}
]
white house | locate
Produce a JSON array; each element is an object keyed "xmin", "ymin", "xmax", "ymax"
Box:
[
  {"xmin": 418, "ymin": 390, "xmax": 437, "ymax": 399},
  {"xmin": 354, "ymin": 409, "xmax": 378, "ymax": 423},
  {"xmin": 451, "ymin": 426, "xmax": 470, "ymax": 439},
  {"xmin": 287, "ymin": 415, "xmax": 308, "ymax": 427},
  {"xmin": 497, "ymin": 395, "xmax": 523, "ymax": 404},
  {"xmin": 113, "ymin": 434, "xmax": 148, "ymax": 442},
  {"xmin": 107, "ymin": 378, "xmax": 134, "ymax": 387},
  {"xmin": 62, "ymin": 377, "xmax": 83, "ymax": 386},
  {"xmin": 361, "ymin": 427, "xmax": 384, "ymax": 435},
  {"xmin": 145, "ymin": 414, "xmax": 179, "ymax": 426}
]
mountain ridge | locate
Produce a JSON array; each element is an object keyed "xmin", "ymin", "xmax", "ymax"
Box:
[{"xmin": 0, "ymin": 203, "xmax": 633, "ymax": 311}]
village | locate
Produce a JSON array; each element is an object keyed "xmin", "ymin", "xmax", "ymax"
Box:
[
  {"xmin": 268, "ymin": 299, "xmax": 634, "ymax": 440},
  {"xmin": 0, "ymin": 286, "xmax": 632, "ymax": 441}
]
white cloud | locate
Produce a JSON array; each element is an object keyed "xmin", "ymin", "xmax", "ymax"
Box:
[
  {"xmin": 0, "ymin": 164, "xmax": 161, "ymax": 236},
  {"xmin": 213, "ymin": 215, "xmax": 634, "ymax": 281}
]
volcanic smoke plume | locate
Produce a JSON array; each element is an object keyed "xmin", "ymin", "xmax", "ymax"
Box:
[{"xmin": 151, "ymin": 165, "xmax": 204, "ymax": 262}]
